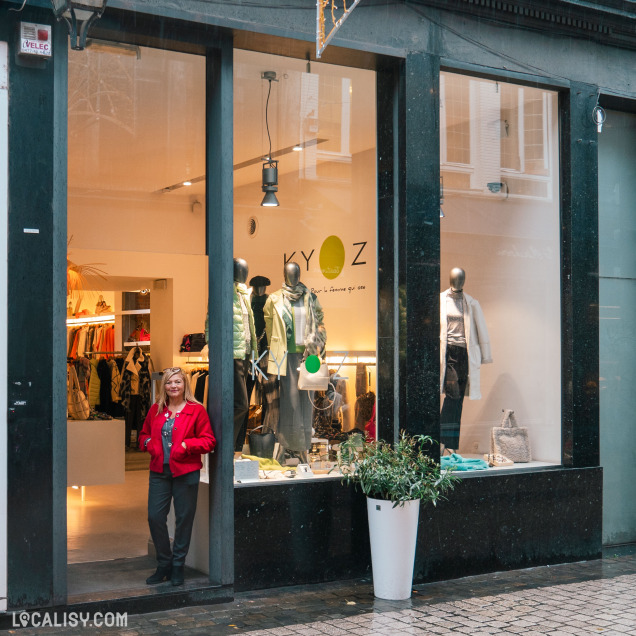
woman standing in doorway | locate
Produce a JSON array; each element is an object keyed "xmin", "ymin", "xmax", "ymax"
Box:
[{"xmin": 139, "ymin": 367, "xmax": 216, "ymax": 586}]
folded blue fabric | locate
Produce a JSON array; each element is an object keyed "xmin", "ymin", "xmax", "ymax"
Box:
[{"xmin": 441, "ymin": 453, "xmax": 489, "ymax": 471}]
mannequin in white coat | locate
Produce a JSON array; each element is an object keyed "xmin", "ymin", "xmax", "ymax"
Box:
[{"xmin": 440, "ymin": 268, "xmax": 492, "ymax": 453}]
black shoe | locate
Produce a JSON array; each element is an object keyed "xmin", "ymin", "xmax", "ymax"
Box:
[
  {"xmin": 146, "ymin": 566, "xmax": 172, "ymax": 585},
  {"xmin": 171, "ymin": 565, "xmax": 184, "ymax": 586}
]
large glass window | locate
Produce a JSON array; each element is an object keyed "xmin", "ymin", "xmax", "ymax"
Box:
[
  {"xmin": 233, "ymin": 51, "xmax": 377, "ymax": 483},
  {"xmin": 440, "ymin": 72, "xmax": 561, "ymax": 467}
]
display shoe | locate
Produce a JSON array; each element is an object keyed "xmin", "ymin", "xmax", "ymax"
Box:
[
  {"xmin": 171, "ymin": 565, "xmax": 185, "ymax": 586},
  {"xmin": 145, "ymin": 566, "xmax": 172, "ymax": 585}
]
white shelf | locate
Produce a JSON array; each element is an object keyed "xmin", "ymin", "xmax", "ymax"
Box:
[
  {"xmin": 124, "ymin": 341, "xmax": 151, "ymax": 347},
  {"xmin": 120, "ymin": 309, "xmax": 150, "ymax": 315}
]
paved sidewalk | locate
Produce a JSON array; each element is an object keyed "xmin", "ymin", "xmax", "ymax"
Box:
[{"xmin": 3, "ymin": 547, "xmax": 636, "ymax": 635}]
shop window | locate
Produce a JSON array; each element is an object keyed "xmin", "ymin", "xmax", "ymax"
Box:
[
  {"xmin": 440, "ymin": 72, "xmax": 561, "ymax": 468},
  {"xmin": 232, "ymin": 51, "xmax": 377, "ymax": 484}
]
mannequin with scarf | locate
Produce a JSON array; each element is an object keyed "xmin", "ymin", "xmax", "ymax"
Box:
[
  {"xmin": 233, "ymin": 258, "xmax": 257, "ymax": 455},
  {"xmin": 264, "ymin": 262, "xmax": 327, "ymax": 463},
  {"xmin": 440, "ymin": 267, "xmax": 492, "ymax": 453}
]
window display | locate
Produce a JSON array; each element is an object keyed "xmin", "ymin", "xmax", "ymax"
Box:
[
  {"xmin": 440, "ymin": 72, "xmax": 561, "ymax": 467},
  {"xmin": 233, "ymin": 51, "xmax": 377, "ymax": 482}
]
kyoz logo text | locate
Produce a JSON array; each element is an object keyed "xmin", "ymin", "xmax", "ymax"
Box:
[{"xmin": 284, "ymin": 235, "xmax": 367, "ymax": 280}]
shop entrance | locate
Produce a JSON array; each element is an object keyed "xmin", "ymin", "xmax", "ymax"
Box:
[{"xmin": 66, "ymin": 42, "xmax": 210, "ymax": 600}]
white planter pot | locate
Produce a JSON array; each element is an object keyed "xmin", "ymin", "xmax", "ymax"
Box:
[{"xmin": 367, "ymin": 497, "xmax": 420, "ymax": 600}]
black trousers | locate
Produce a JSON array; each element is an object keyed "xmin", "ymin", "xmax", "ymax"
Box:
[
  {"xmin": 440, "ymin": 345, "xmax": 469, "ymax": 450},
  {"xmin": 148, "ymin": 465, "xmax": 200, "ymax": 568},
  {"xmin": 246, "ymin": 352, "xmax": 269, "ymax": 433},
  {"xmin": 234, "ymin": 357, "xmax": 250, "ymax": 451},
  {"xmin": 125, "ymin": 394, "xmax": 142, "ymax": 448}
]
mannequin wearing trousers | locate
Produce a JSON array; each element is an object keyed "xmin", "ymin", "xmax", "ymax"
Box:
[
  {"xmin": 246, "ymin": 275, "xmax": 272, "ymax": 430},
  {"xmin": 440, "ymin": 267, "xmax": 492, "ymax": 452},
  {"xmin": 233, "ymin": 258, "xmax": 257, "ymax": 454},
  {"xmin": 264, "ymin": 262, "xmax": 327, "ymax": 463}
]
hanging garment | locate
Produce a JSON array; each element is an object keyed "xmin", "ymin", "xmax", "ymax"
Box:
[
  {"xmin": 120, "ymin": 348, "xmax": 153, "ymax": 417},
  {"xmin": 88, "ymin": 357, "xmax": 100, "ymax": 407},
  {"xmin": 97, "ymin": 358, "xmax": 112, "ymax": 413}
]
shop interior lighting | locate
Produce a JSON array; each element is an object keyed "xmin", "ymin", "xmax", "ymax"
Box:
[
  {"xmin": 66, "ymin": 314, "xmax": 115, "ymax": 325},
  {"xmin": 182, "ymin": 180, "xmax": 192, "ymax": 186},
  {"xmin": 261, "ymin": 71, "xmax": 280, "ymax": 207},
  {"xmin": 292, "ymin": 144, "xmax": 303, "ymax": 151},
  {"xmin": 51, "ymin": 0, "xmax": 108, "ymax": 51}
]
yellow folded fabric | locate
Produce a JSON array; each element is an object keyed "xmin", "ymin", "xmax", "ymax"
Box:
[{"xmin": 241, "ymin": 454, "xmax": 293, "ymax": 471}]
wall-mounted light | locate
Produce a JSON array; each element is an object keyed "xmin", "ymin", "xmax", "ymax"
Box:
[
  {"xmin": 51, "ymin": 0, "xmax": 108, "ymax": 51},
  {"xmin": 261, "ymin": 71, "xmax": 280, "ymax": 207},
  {"xmin": 593, "ymin": 105, "xmax": 606, "ymax": 133}
]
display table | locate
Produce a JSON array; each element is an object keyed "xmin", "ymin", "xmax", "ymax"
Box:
[{"xmin": 67, "ymin": 419, "xmax": 125, "ymax": 487}]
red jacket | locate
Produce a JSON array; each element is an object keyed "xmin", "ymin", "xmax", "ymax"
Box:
[{"xmin": 139, "ymin": 401, "xmax": 216, "ymax": 477}]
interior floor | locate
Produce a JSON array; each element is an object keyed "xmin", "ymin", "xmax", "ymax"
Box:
[
  {"xmin": 67, "ymin": 458, "xmax": 150, "ymax": 564},
  {"xmin": 67, "ymin": 452, "xmax": 209, "ymax": 599}
]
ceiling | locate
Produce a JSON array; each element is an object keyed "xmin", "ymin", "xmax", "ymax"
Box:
[{"xmin": 67, "ymin": 46, "xmax": 376, "ymax": 200}]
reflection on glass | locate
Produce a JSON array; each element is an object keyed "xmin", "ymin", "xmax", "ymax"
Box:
[
  {"xmin": 440, "ymin": 72, "xmax": 561, "ymax": 467},
  {"xmin": 233, "ymin": 51, "xmax": 377, "ymax": 481}
]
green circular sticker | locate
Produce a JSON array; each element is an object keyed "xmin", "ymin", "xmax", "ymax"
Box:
[{"xmin": 304, "ymin": 355, "xmax": 321, "ymax": 374}]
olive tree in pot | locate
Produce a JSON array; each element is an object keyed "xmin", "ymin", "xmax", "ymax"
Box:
[{"xmin": 337, "ymin": 432, "xmax": 458, "ymax": 600}]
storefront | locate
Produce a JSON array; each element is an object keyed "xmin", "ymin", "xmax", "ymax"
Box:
[{"xmin": 2, "ymin": 0, "xmax": 634, "ymax": 615}]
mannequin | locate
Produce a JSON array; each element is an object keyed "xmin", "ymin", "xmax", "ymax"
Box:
[
  {"xmin": 246, "ymin": 275, "xmax": 272, "ymax": 429},
  {"xmin": 264, "ymin": 262, "xmax": 326, "ymax": 463},
  {"xmin": 440, "ymin": 267, "xmax": 492, "ymax": 453},
  {"xmin": 233, "ymin": 258, "xmax": 257, "ymax": 454}
]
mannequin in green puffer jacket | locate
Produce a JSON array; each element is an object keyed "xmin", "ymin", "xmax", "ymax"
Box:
[{"xmin": 233, "ymin": 258, "xmax": 257, "ymax": 454}]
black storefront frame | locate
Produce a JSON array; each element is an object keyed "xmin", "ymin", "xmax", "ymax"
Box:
[{"xmin": 2, "ymin": 2, "xmax": 602, "ymax": 613}]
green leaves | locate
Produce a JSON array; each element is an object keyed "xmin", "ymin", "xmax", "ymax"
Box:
[{"xmin": 336, "ymin": 432, "xmax": 459, "ymax": 506}]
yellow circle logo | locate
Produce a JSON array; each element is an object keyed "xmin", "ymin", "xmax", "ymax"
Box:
[{"xmin": 319, "ymin": 235, "xmax": 345, "ymax": 280}]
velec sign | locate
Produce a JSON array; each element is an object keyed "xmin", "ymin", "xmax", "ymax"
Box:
[{"xmin": 19, "ymin": 23, "xmax": 52, "ymax": 58}]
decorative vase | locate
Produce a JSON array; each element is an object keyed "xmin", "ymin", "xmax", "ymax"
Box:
[{"xmin": 366, "ymin": 497, "xmax": 420, "ymax": 600}]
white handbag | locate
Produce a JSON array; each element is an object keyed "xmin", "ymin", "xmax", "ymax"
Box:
[{"xmin": 297, "ymin": 360, "xmax": 329, "ymax": 391}]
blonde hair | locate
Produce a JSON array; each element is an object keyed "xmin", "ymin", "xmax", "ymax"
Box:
[{"xmin": 156, "ymin": 367, "xmax": 201, "ymax": 412}]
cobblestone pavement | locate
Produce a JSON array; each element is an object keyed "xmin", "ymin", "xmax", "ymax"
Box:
[{"xmin": 3, "ymin": 547, "xmax": 636, "ymax": 635}]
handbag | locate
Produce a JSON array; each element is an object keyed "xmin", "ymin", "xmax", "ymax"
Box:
[
  {"xmin": 248, "ymin": 425, "xmax": 277, "ymax": 459},
  {"xmin": 67, "ymin": 366, "xmax": 90, "ymax": 420},
  {"xmin": 298, "ymin": 359, "xmax": 329, "ymax": 391},
  {"xmin": 490, "ymin": 409, "xmax": 531, "ymax": 463}
]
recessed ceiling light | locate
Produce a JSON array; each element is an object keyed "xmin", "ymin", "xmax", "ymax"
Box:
[
  {"xmin": 292, "ymin": 144, "xmax": 303, "ymax": 151},
  {"xmin": 183, "ymin": 180, "xmax": 192, "ymax": 186}
]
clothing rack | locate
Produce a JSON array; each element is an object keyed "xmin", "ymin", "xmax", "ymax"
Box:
[{"xmin": 87, "ymin": 350, "xmax": 125, "ymax": 356}]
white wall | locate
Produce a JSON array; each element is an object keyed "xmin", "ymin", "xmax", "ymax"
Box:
[
  {"xmin": 441, "ymin": 194, "xmax": 561, "ymax": 462},
  {"xmin": 0, "ymin": 40, "xmax": 8, "ymax": 613}
]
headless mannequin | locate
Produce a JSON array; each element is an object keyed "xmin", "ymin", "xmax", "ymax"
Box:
[
  {"xmin": 440, "ymin": 267, "xmax": 468, "ymax": 453},
  {"xmin": 233, "ymin": 258, "xmax": 256, "ymax": 456},
  {"xmin": 265, "ymin": 262, "xmax": 316, "ymax": 464}
]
